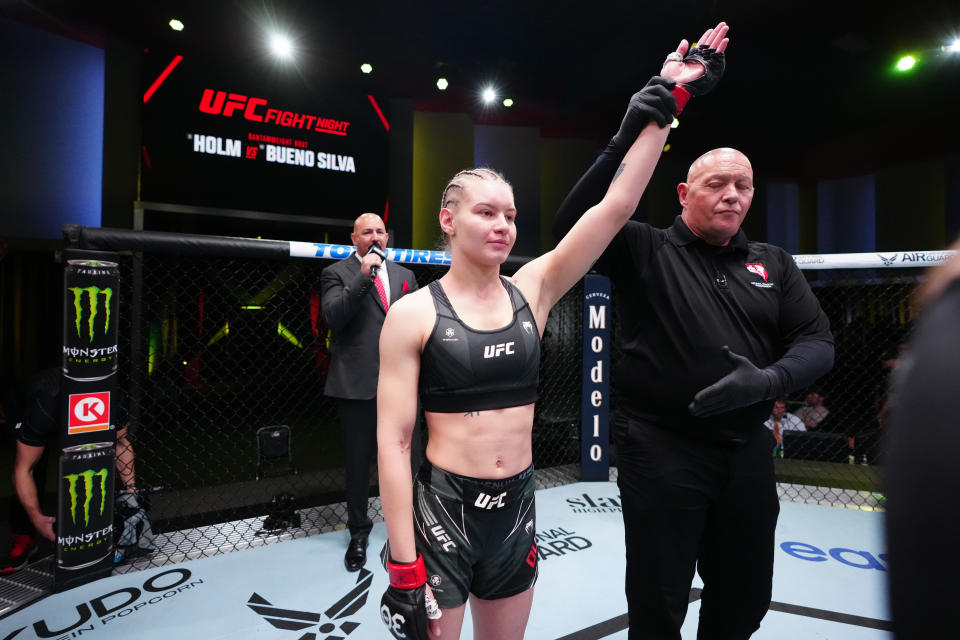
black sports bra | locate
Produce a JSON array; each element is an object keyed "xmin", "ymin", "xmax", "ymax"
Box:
[{"xmin": 419, "ymin": 277, "xmax": 540, "ymax": 412}]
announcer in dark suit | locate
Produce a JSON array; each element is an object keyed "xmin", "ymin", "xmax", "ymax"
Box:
[{"xmin": 321, "ymin": 213, "xmax": 419, "ymax": 571}]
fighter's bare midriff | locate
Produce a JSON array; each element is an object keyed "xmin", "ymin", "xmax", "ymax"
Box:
[{"xmin": 424, "ymin": 404, "xmax": 535, "ymax": 478}]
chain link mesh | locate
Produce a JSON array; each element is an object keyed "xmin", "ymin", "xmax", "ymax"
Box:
[
  {"xmin": 765, "ymin": 270, "xmax": 918, "ymax": 511},
  {"xmin": 108, "ymin": 247, "xmax": 917, "ymax": 573},
  {"xmin": 110, "ymin": 253, "xmax": 583, "ymax": 571}
]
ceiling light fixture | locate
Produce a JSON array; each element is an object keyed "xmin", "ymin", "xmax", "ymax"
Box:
[{"xmin": 270, "ymin": 34, "xmax": 294, "ymax": 60}]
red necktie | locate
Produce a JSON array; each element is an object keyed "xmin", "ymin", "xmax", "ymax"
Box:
[{"xmin": 374, "ymin": 275, "xmax": 389, "ymax": 310}]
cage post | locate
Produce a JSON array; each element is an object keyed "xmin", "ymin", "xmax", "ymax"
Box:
[{"xmin": 57, "ymin": 247, "xmax": 122, "ymax": 591}]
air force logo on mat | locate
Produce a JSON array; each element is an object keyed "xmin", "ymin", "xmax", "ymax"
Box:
[{"xmin": 247, "ymin": 567, "xmax": 371, "ymax": 639}]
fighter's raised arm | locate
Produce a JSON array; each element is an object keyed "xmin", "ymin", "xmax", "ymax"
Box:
[
  {"xmin": 551, "ymin": 23, "xmax": 728, "ymax": 243},
  {"xmin": 517, "ymin": 22, "xmax": 730, "ymax": 323}
]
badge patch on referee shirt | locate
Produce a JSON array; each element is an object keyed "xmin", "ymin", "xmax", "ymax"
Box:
[{"xmin": 745, "ymin": 263, "xmax": 769, "ymax": 281}]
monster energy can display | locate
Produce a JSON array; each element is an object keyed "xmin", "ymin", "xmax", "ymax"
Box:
[
  {"xmin": 57, "ymin": 442, "xmax": 116, "ymax": 571},
  {"xmin": 63, "ymin": 259, "xmax": 119, "ymax": 380}
]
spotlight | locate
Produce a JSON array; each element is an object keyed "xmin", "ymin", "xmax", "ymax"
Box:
[
  {"xmin": 949, "ymin": 39, "xmax": 960, "ymax": 53},
  {"xmin": 895, "ymin": 55, "xmax": 916, "ymax": 72},
  {"xmin": 482, "ymin": 87, "xmax": 496, "ymax": 104},
  {"xmin": 502, "ymin": 98, "xmax": 514, "ymax": 107},
  {"xmin": 168, "ymin": 19, "xmax": 184, "ymax": 32},
  {"xmin": 360, "ymin": 63, "xmax": 373, "ymax": 74},
  {"xmin": 436, "ymin": 77, "xmax": 449, "ymax": 90},
  {"xmin": 270, "ymin": 33, "xmax": 294, "ymax": 60}
]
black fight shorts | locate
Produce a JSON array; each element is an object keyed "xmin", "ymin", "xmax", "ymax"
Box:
[{"xmin": 406, "ymin": 460, "xmax": 538, "ymax": 608}]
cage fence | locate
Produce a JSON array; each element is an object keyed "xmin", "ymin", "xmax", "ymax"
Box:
[
  {"xmin": 760, "ymin": 270, "xmax": 918, "ymax": 511},
  {"xmin": 108, "ymin": 251, "xmax": 583, "ymax": 572},
  {"xmin": 107, "ymin": 243, "xmax": 921, "ymax": 573}
]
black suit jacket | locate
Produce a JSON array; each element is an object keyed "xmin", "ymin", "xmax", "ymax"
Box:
[{"xmin": 320, "ymin": 255, "xmax": 418, "ymax": 399}]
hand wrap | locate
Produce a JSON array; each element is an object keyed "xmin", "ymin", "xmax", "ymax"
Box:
[{"xmin": 380, "ymin": 555, "xmax": 431, "ymax": 640}]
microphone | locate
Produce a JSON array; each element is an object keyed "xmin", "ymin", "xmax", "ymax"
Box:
[{"xmin": 368, "ymin": 241, "xmax": 386, "ymax": 279}]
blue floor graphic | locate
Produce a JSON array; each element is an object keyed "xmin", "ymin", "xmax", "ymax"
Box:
[{"xmin": 1, "ymin": 482, "xmax": 890, "ymax": 640}]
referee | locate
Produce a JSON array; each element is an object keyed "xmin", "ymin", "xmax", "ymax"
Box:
[{"xmin": 554, "ymin": 113, "xmax": 833, "ymax": 636}]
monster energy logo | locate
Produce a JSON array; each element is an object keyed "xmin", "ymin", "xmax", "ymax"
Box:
[
  {"xmin": 64, "ymin": 468, "xmax": 109, "ymax": 527},
  {"xmin": 69, "ymin": 286, "xmax": 113, "ymax": 342}
]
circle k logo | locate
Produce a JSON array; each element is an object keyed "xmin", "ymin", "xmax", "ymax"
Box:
[
  {"xmin": 75, "ymin": 397, "xmax": 105, "ymax": 422},
  {"xmin": 68, "ymin": 391, "xmax": 111, "ymax": 434}
]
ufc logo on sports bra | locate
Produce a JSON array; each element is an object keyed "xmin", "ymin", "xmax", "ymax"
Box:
[
  {"xmin": 474, "ymin": 491, "xmax": 508, "ymax": 510},
  {"xmin": 483, "ymin": 341, "xmax": 515, "ymax": 359}
]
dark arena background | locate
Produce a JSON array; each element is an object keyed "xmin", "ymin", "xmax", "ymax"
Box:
[{"xmin": 1, "ymin": 1, "xmax": 960, "ymax": 638}]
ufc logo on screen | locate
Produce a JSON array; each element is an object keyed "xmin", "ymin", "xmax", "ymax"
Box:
[
  {"xmin": 482, "ymin": 341, "xmax": 515, "ymax": 359},
  {"xmin": 474, "ymin": 491, "xmax": 507, "ymax": 510},
  {"xmin": 198, "ymin": 89, "xmax": 266, "ymax": 119},
  {"xmin": 68, "ymin": 391, "xmax": 111, "ymax": 434}
]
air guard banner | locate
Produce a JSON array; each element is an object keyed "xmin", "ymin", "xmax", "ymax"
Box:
[
  {"xmin": 59, "ymin": 250, "xmax": 121, "ymax": 591},
  {"xmin": 140, "ymin": 49, "xmax": 390, "ymax": 219},
  {"xmin": 580, "ymin": 275, "xmax": 611, "ymax": 481}
]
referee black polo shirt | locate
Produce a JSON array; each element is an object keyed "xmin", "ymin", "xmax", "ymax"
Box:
[{"xmin": 597, "ymin": 215, "xmax": 832, "ymax": 443}]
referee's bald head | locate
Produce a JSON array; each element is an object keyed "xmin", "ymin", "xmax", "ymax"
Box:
[{"xmin": 686, "ymin": 148, "xmax": 751, "ymax": 183}]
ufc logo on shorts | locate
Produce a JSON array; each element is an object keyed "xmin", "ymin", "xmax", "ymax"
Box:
[
  {"xmin": 483, "ymin": 341, "xmax": 515, "ymax": 359},
  {"xmin": 430, "ymin": 524, "xmax": 457, "ymax": 551},
  {"xmin": 474, "ymin": 491, "xmax": 507, "ymax": 510}
]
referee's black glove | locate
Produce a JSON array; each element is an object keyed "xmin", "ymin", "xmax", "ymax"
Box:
[
  {"xmin": 607, "ymin": 76, "xmax": 678, "ymax": 154},
  {"xmin": 689, "ymin": 346, "xmax": 778, "ymax": 417}
]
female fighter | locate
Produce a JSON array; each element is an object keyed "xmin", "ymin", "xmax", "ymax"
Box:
[{"xmin": 376, "ymin": 21, "xmax": 730, "ymax": 640}]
